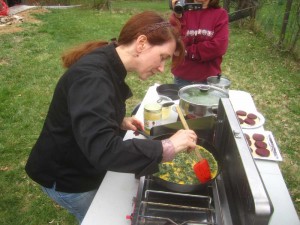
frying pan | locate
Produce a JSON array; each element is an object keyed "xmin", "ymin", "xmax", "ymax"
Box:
[
  {"xmin": 136, "ymin": 131, "xmax": 221, "ymax": 193},
  {"xmin": 156, "ymin": 84, "xmax": 180, "ymax": 100}
]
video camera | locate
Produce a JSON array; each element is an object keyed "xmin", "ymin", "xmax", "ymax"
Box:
[{"xmin": 169, "ymin": 0, "xmax": 203, "ymax": 14}]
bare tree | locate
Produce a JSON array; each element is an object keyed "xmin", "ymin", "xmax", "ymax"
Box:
[
  {"xmin": 278, "ymin": 0, "xmax": 294, "ymax": 47},
  {"xmin": 93, "ymin": 0, "xmax": 111, "ymax": 10},
  {"xmin": 289, "ymin": 1, "xmax": 299, "ymax": 52}
]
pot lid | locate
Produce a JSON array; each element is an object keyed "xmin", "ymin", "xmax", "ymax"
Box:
[{"xmin": 178, "ymin": 84, "xmax": 229, "ymax": 105}]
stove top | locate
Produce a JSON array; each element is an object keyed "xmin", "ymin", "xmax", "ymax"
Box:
[
  {"xmin": 131, "ymin": 99, "xmax": 273, "ymax": 225},
  {"xmin": 132, "ymin": 176, "xmax": 221, "ymax": 225}
]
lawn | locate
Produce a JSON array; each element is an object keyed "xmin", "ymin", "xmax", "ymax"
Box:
[{"xmin": 0, "ymin": 2, "xmax": 299, "ymax": 225}]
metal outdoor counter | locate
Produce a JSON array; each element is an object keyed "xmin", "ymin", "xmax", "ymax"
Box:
[{"xmin": 81, "ymin": 84, "xmax": 299, "ymax": 225}]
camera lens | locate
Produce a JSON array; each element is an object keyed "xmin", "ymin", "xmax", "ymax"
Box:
[{"xmin": 174, "ymin": 4, "xmax": 184, "ymax": 14}]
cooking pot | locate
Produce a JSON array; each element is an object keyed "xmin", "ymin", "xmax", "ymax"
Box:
[
  {"xmin": 178, "ymin": 84, "xmax": 229, "ymax": 118},
  {"xmin": 207, "ymin": 75, "xmax": 231, "ymax": 91},
  {"xmin": 152, "ymin": 134, "xmax": 221, "ymax": 193}
]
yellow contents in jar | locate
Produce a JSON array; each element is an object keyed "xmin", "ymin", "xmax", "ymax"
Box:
[
  {"xmin": 144, "ymin": 103, "xmax": 162, "ymax": 135},
  {"xmin": 162, "ymin": 106, "xmax": 171, "ymax": 120}
]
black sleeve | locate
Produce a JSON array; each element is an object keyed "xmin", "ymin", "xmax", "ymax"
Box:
[{"xmin": 68, "ymin": 72, "xmax": 163, "ymax": 176}]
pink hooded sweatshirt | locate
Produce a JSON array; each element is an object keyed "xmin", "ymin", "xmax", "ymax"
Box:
[{"xmin": 170, "ymin": 7, "xmax": 229, "ymax": 82}]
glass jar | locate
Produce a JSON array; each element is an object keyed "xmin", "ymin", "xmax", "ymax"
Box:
[
  {"xmin": 157, "ymin": 95, "xmax": 173, "ymax": 120},
  {"xmin": 144, "ymin": 103, "xmax": 162, "ymax": 135}
]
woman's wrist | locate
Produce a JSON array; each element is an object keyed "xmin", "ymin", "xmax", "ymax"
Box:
[{"xmin": 161, "ymin": 139, "xmax": 175, "ymax": 162}]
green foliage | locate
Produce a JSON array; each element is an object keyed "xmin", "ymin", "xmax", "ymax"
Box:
[
  {"xmin": 255, "ymin": 0, "xmax": 300, "ymax": 58},
  {"xmin": 0, "ymin": 1, "xmax": 299, "ymax": 224}
]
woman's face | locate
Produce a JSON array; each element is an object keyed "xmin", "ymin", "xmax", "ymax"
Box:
[
  {"xmin": 194, "ymin": 0, "xmax": 210, "ymax": 8},
  {"xmin": 136, "ymin": 39, "xmax": 176, "ymax": 80}
]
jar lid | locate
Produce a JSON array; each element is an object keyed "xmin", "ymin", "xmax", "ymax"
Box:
[
  {"xmin": 178, "ymin": 84, "xmax": 229, "ymax": 106},
  {"xmin": 144, "ymin": 103, "xmax": 162, "ymax": 112}
]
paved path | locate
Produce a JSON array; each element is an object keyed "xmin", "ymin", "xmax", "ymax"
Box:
[
  {"xmin": 8, "ymin": 4, "xmax": 81, "ymax": 15},
  {"xmin": 8, "ymin": 5, "xmax": 37, "ymax": 15}
]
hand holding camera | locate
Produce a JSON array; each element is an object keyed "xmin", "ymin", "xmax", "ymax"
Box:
[{"xmin": 170, "ymin": 0, "xmax": 203, "ymax": 14}]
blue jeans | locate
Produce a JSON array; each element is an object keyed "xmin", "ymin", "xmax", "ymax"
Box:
[
  {"xmin": 174, "ymin": 76, "xmax": 207, "ymax": 88},
  {"xmin": 41, "ymin": 184, "xmax": 97, "ymax": 224}
]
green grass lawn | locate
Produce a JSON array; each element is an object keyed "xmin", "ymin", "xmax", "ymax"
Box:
[{"xmin": 0, "ymin": 2, "xmax": 299, "ymax": 224}]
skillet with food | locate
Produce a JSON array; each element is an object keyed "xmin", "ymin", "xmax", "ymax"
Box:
[
  {"xmin": 153, "ymin": 135, "xmax": 221, "ymax": 192},
  {"xmin": 136, "ymin": 131, "xmax": 221, "ymax": 193}
]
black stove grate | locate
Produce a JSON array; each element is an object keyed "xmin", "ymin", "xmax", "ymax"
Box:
[{"xmin": 132, "ymin": 177, "xmax": 217, "ymax": 225}]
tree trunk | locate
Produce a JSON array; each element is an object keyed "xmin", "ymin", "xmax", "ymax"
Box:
[
  {"xmin": 94, "ymin": 0, "xmax": 111, "ymax": 10},
  {"xmin": 104, "ymin": 0, "xmax": 111, "ymax": 10},
  {"xmin": 278, "ymin": 0, "xmax": 293, "ymax": 47},
  {"xmin": 289, "ymin": 2, "xmax": 300, "ymax": 51}
]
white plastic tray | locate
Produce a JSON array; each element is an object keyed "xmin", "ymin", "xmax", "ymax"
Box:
[{"xmin": 243, "ymin": 130, "xmax": 283, "ymax": 162}]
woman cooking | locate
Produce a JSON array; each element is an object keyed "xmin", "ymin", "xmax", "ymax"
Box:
[{"xmin": 25, "ymin": 11, "xmax": 197, "ymax": 224}]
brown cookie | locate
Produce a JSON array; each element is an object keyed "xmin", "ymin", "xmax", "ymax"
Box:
[
  {"xmin": 252, "ymin": 133, "xmax": 265, "ymax": 141},
  {"xmin": 244, "ymin": 118, "xmax": 255, "ymax": 125},
  {"xmin": 255, "ymin": 148, "xmax": 270, "ymax": 157},
  {"xmin": 244, "ymin": 133, "xmax": 250, "ymax": 140},
  {"xmin": 247, "ymin": 139, "xmax": 252, "ymax": 146},
  {"xmin": 255, "ymin": 141, "xmax": 267, "ymax": 149},
  {"xmin": 247, "ymin": 113, "xmax": 258, "ymax": 119},
  {"xmin": 236, "ymin": 110, "xmax": 247, "ymax": 116}
]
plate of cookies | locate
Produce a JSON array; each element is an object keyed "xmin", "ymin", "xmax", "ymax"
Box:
[
  {"xmin": 235, "ymin": 110, "xmax": 265, "ymax": 129},
  {"xmin": 243, "ymin": 131, "xmax": 283, "ymax": 161}
]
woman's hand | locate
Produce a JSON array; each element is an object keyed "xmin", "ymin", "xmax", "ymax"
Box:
[
  {"xmin": 121, "ymin": 117, "xmax": 144, "ymax": 131},
  {"xmin": 168, "ymin": 129, "xmax": 197, "ymax": 153},
  {"xmin": 172, "ymin": 0, "xmax": 178, "ymax": 8}
]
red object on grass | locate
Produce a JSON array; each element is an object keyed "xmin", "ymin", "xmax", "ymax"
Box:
[
  {"xmin": 0, "ymin": 0, "xmax": 9, "ymax": 16},
  {"xmin": 193, "ymin": 158, "xmax": 212, "ymax": 183}
]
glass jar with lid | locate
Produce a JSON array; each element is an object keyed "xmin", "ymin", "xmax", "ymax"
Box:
[{"xmin": 144, "ymin": 103, "xmax": 162, "ymax": 134}]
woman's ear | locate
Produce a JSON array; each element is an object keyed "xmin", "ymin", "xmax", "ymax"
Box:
[{"xmin": 136, "ymin": 35, "xmax": 148, "ymax": 53}]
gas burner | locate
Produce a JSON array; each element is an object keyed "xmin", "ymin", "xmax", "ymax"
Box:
[
  {"xmin": 137, "ymin": 215, "xmax": 215, "ymax": 225},
  {"xmin": 132, "ymin": 177, "xmax": 217, "ymax": 225}
]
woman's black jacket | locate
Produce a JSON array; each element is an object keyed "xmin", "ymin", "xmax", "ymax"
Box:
[{"xmin": 25, "ymin": 43, "xmax": 163, "ymax": 193}]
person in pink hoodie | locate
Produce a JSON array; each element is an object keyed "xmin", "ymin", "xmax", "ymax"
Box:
[{"xmin": 170, "ymin": 0, "xmax": 229, "ymax": 87}]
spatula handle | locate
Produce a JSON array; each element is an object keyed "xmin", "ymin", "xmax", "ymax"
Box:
[
  {"xmin": 175, "ymin": 105, "xmax": 189, "ymax": 130},
  {"xmin": 175, "ymin": 105, "xmax": 203, "ymax": 160},
  {"xmin": 194, "ymin": 147, "xmax": 203, "ymax": 160}
]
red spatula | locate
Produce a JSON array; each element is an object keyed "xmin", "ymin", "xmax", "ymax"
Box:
[{"xmin": 175, "ymin": 105, "xmax": 212, "ymax": 183}]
